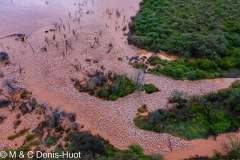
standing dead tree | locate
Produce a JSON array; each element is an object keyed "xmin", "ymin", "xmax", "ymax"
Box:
[
  {"xmin": 132, "ymin": 69, "xmax": 145, "ymax": 92},
  {"xmin": 28, "ymin": 42, "xmax": 35, "ymax": 53},
  {"xmin": 19, "ymin": 65, "xmax": 22, "ymax": 74},
  {"xmin": 115, "ymin": 9, "xmax": 121, "ymax": 17},
  {"xmin": 106, "ymin": 8, "xmax": 112, "ymax": 18},
  {"xmin": 71, "ymin": 63, "xmax": 81, "ymax": 72},
  {"xmin": 166, "ymin": 135, "xmax": 173, "ymax": 152},
  {"xmin": 1, "ymin": 43, "xmax": 7, "ymax": 53},
  {"xmin": 41, "ymin": 45, "xmax": 47, "ymax": 52},
  {"xmin": 44, "ymin": 37, "xmax": 50, "ymax": 46},
  {"xmin": 107, "ymin": 42, "xmax": 113, "ymax": 53}
]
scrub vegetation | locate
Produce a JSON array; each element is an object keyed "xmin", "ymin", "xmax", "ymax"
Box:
[
  {"xmin": 4, "ymin": 130, "xmax": 164, "ymax": 160},
  {"xmin": 63, "ymin": 132, "xmax": 164, "ymax": 160},
  {"xmin": 134, "ymin": 81, "xmax": 240, "ymax": 139},
  {"xmin": 73, "ymin": 70, "xmax": 159, "ymax": 101},
  {"xmin": 128, "ymin": 0, "xmax": 240, "ymax": 80}
]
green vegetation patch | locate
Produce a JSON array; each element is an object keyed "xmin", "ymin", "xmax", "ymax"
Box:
[
  {"xmin": 8, "ymin": 128, "xmax": 30, "ymax": 140},
  {"xmin": 73, "ymin": 71, "xmax": 136, "ymax": 101},
  {"xmin": 131, "ymin": 55, "xmax": 240, "ymax": 80},
  {"xmin": 44, "ymin": 135, "xmax": 61, "ymax": 148},
  {"xmin": 144, "ymin": 83, "xmax": 159, "ymax": 94},
  {"xmin": 128, "ymin": 0, "xmax": 240, "ymax": 79},
  {"xmin": 129, "ymin": 0, "xmax": 240, "ymax": 57},
  {"xmin": 74, "ymin": 71, "xmax": 159, "ymax": 101},
  {"xmin": 96, "ymin": 74, "xmax": 136, "ymax": 101},
  {"xmin": 64, "ymin": 131, "xmax": 164, "ymax": 160},
  {"xmin": 134, "ymin": 81, "xmax": 240, "ymax": 139}
]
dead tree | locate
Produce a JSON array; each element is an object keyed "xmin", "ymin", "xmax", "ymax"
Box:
[
  {"xmin": 28, "ymin": 42, "xmax": 35, "ymax": 53},
  {"xmin": 44, "ymin": 37, "xmax": 50, "ymax": 46},
  {"xmin": 132, "ymin": 69, "xmax": 145, "ymax": 92},
  {"xmin": 19, "ymin": 65, "xmax": 22, "ymax": 74},
  {"xmin": 41, "ymin": 45, "xmax": 47, "ymax": 52},
  {"xmin": 89, "ymin": 42, "xmax": 95, "ymax": 49},
  {"xmin": 71, "ymin": 63, "xmax": 81, "ymax": 72},
  {"xmin": 107, "ymin": 43, "xmax": 113, "ymax": 53},
  {"xmin": 115, "ymin": 9, "xmax": 121, "ymax": 17},
  {"xmin": 167, "ymin": 135, "xmax": 173, "ymax": 152}
]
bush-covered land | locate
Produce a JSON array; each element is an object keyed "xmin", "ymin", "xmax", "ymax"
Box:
[
  {"xmin": 134, "ymin": 81, "xmax": 240, "ymax": 139},
  {"xmin": 130, "ymin": 55, "xmax": 240, "ymax": 80},
  {"xmin": 73, "ymin": 70, "xmax": 159, "ymax": 101},
  {"xmin": 44, "ymin": 135, "xmax": 61, "ymax": 148},
  {"xmin": 3, "ymin": 132, "xmax": 164, "ymax": 160},
  {"xmin": 63, "ymin": 132, "xmax": 164, "ymax": 160},
  {"xmin": 128, "ymin": 0, "xmax": 240, "ymax": 79}
]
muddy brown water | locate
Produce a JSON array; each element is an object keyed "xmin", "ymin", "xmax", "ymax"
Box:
[
  {"xmin": 0, "ymin": 0, "xmax": 140, "ymax": 41},
  {"xmin": 0, "ymin": 1, "xmax": 239, "ymax": 160}
]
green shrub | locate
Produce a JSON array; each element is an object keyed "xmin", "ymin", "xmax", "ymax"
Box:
[
  {"xmin": 44, "ymin": 135, "xmax": 61, "ymax": 148},
  {"xmin": 148, "ymin": 56, "xmax": 165, "ymax": 66},
  {"xmin": 148, "ymin": 65, "xmax": 162, "ymax": 75},
  {"xmin": 77, "ymin": 73, "xmax": 136, "ymax": 101},
  {"xmin": 64, "ymin": 132, "xmax": 106, "ymax": 155},
  {"xmin": 231, "ymin": 81, "xmax": 240, "ymax": 88},
  {"xmin": 97, "ymin": 86, "xmax": 109, "ymax": 98},
  {"xmin": 144, "ymin": 84, "xmax": 159, "ymax": 94}
]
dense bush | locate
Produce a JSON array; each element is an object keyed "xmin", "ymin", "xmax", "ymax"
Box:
[
  {"xmin": 144, "ymin": 84, "xmax": 159, "ymax": 94},
  {"xmin": 64, "ymin": 131, "xmax": 164, "ymax": 160},
  {"xmin": 3, "ymin": 131, "xmax": 164, "ymax": 160},
  {"xmin": 128, "ymin": 0, "xmax": 240, "ymax": 79},
  {"xmin": 132, "ymin": 55, "xmax": 240, "ymax": 80},
  {"xmin": 74, "ymin": 72, "xmax": 136, "ymax": 101},
  {"xmin": 44, "ymin": 135, "xmax": 61, "ymax": 148},
  {"xmin": 129, "ymin": 0, "xmax": 240, "ymax": 57},
  {"xmin": 75, "ymin": 72, "xmax": 159, "ymax": 101},
  {"xmin": 96, "ymin": 74, "xmax": 136, "ymax": 101},
  {"xmin": 65, "ymin": 132, "xmax": 106, "ymax": 156},
  {"xmin": 134, "ymin": 82, "xmax": 240, "ymax": 139}
]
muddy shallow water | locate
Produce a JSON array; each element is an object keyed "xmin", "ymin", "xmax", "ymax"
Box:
[
  {"xmin": 0, "ymin": 0, "xmax": 239, "ymax": 160},
  {"xmin": 0, "ymin": 0, "xmax": 140, "ymax": 40}
]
